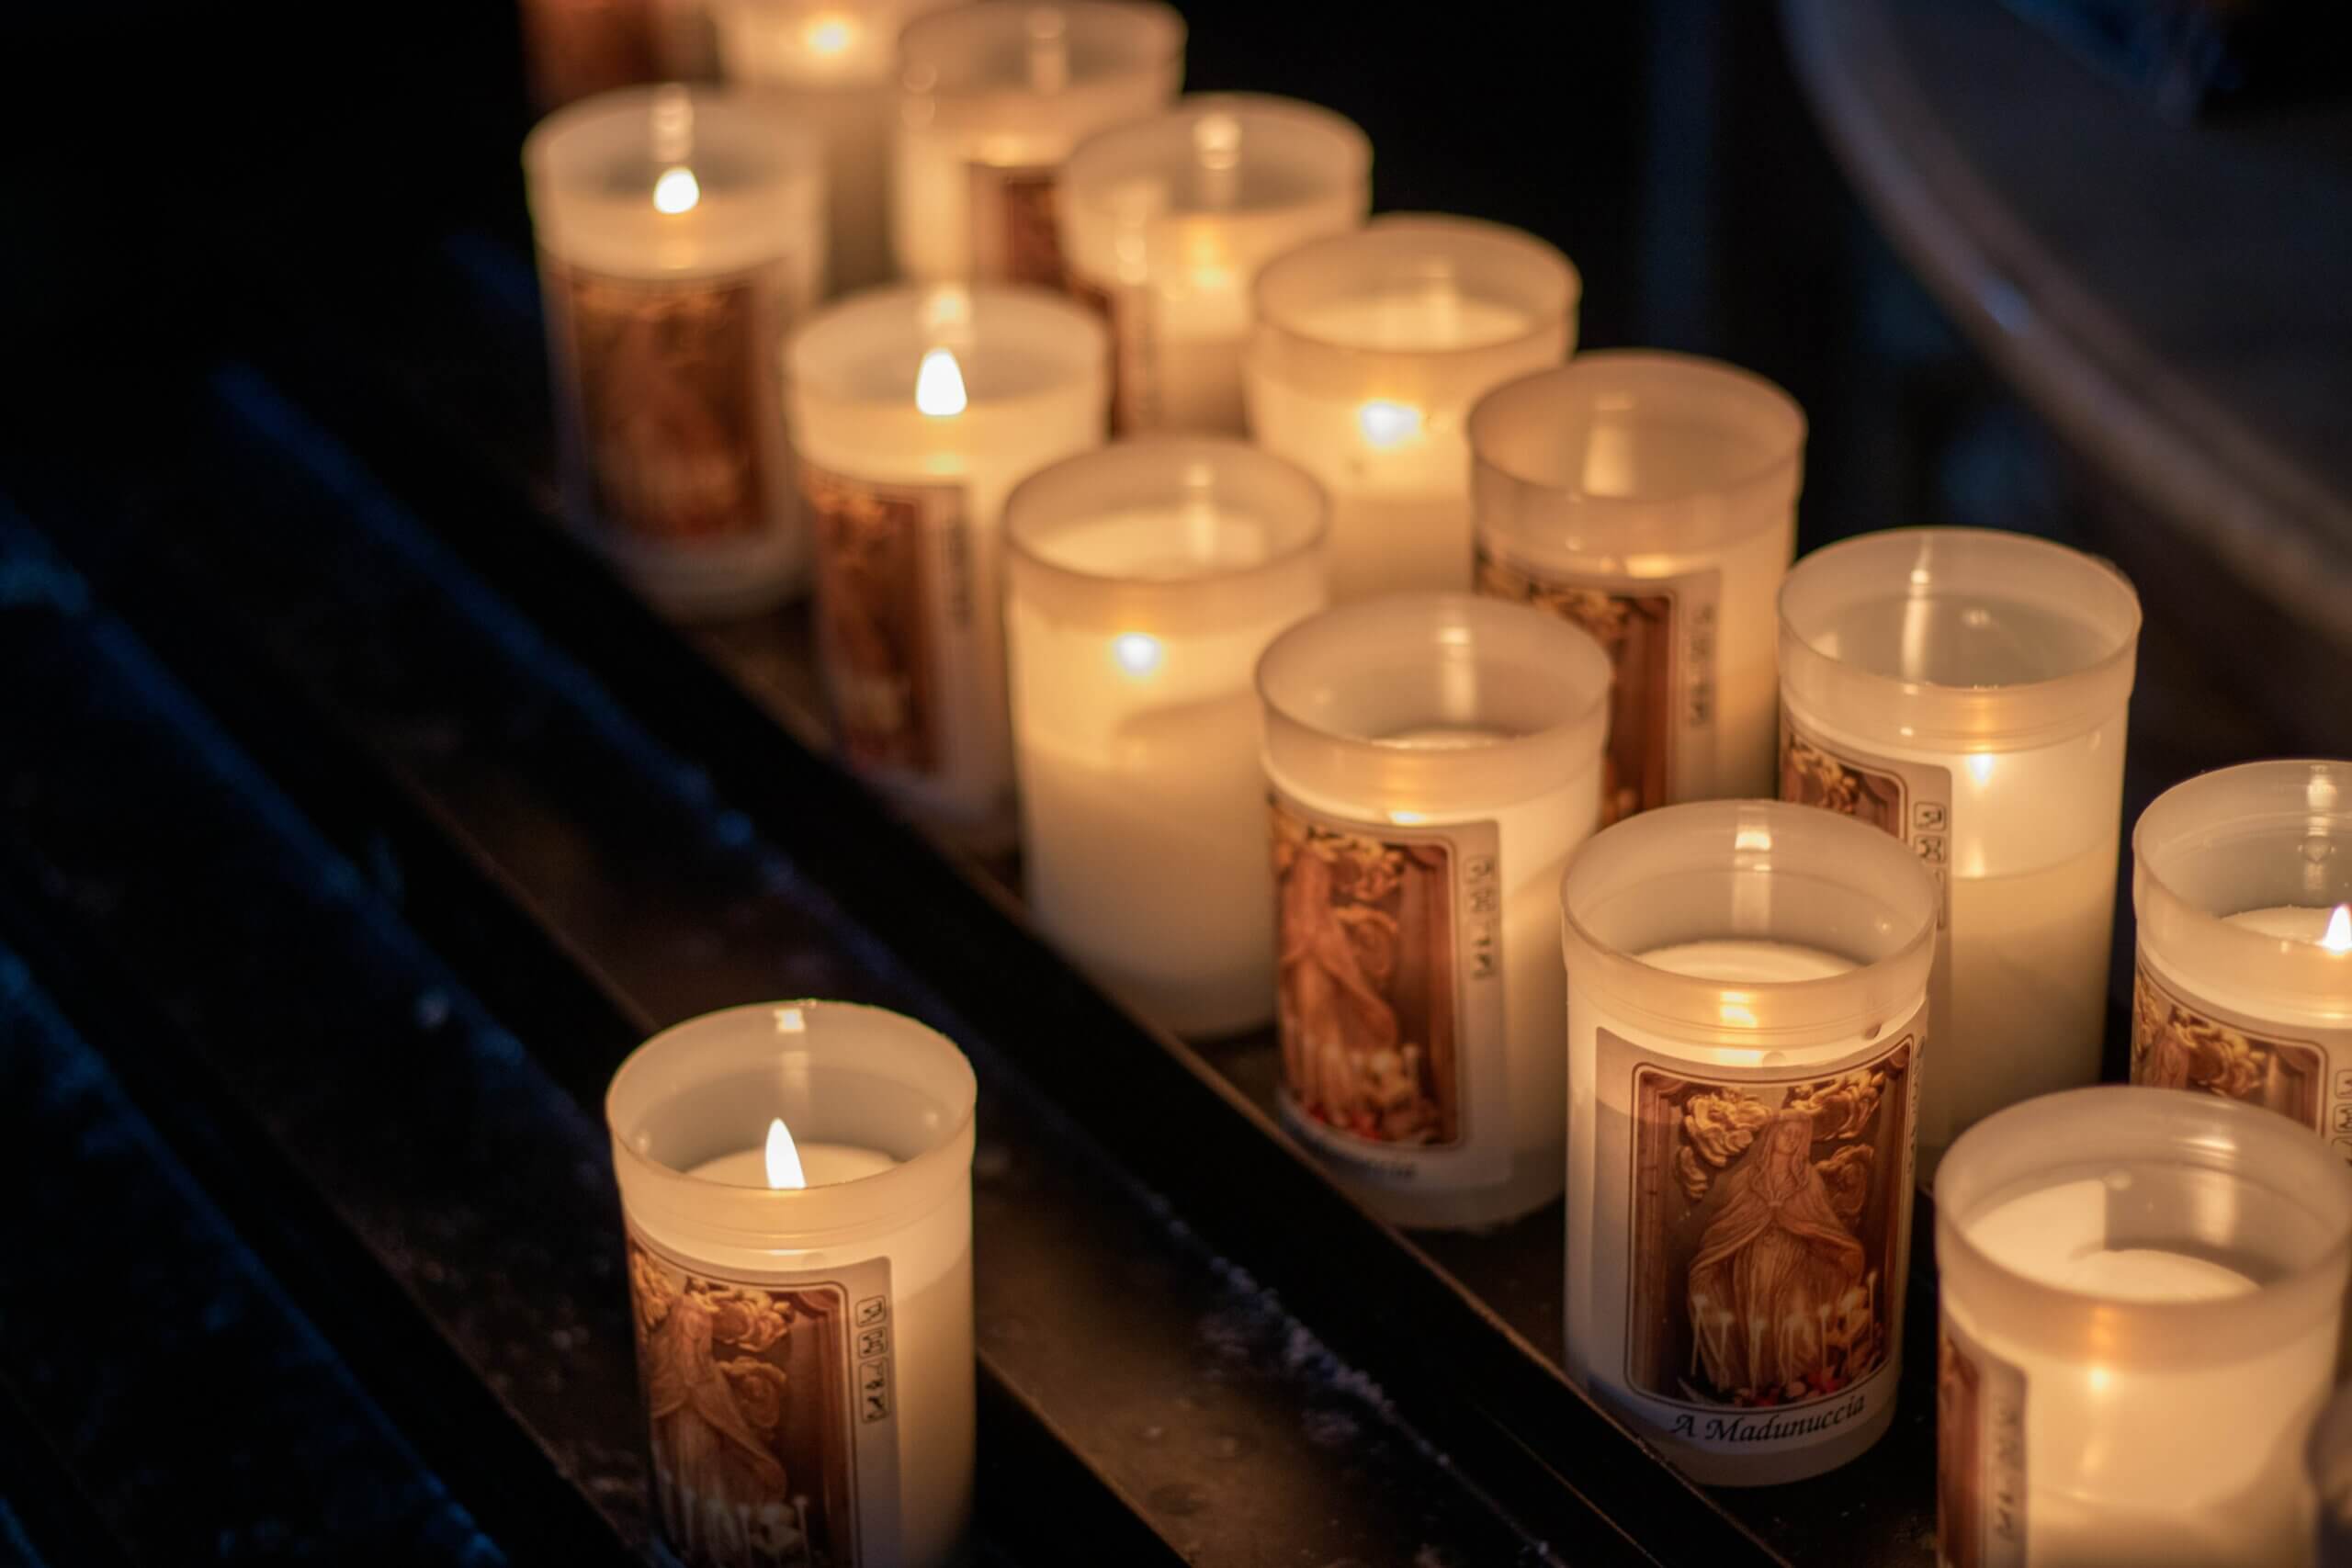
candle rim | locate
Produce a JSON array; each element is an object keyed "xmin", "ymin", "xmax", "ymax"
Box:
[
  {"xmin": 788, "ymin": 285, "xmax": 1108, "ymax": 411},
  {"xmin": 897, "ymin": 0, "xmax": 1186, "ymax": 101},
  {"xmin": 1061, "ymin": 91, "xmax": 1371, "ymax": 220},
  {"xmin": 1251, "ymin": 214, "xmax": 1581, "ymax": 366}
]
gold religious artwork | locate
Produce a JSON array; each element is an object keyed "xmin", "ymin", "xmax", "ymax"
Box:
[{"xmin": 2132, "ymin": 965, "xmax": 2325, "ymax": 1131}]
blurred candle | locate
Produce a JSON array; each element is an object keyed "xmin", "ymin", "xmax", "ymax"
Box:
[
  {"xmin": 526, "ymin": 85, "xmax": 826, "ymax": 618},
  {"xmin": 1471, "ymin": 352, "xmax": 1804, "ymax": 820},
  {"xmin": 1060, "ymin": 94, "xmax": 1370, "ymax": 434},
  {"xmin": 1936, "ymin": 1087, "xmax": 2352, "ymax": 1568},
  {"xmin": 519, "ymin": 0, "xmax": 666, "ymax": 111},
  {"xmin": 1247, "ymin": 214, "xmax": 1577, "ymax": 603},
  {"xmin": 893, "ymin": 2, "xmax": 1184, "ymax": 287},
  {"xmin": 607, "ymin": 1001, "xmax": 978, "ymax": 1568},
  {"xmin": 711, "ymin": 0, "xmax": 967, "ymax": 292},
  {"xmin": 1257, "ymin": 594, "xmax": 1611, "ymax": 1229},
  {"xmin": 1560, "ymin": 802, "xmax": 1937, "ymax": 1483},
  {"xmin": 1005, "ymin": 439, "xmax": 1327, "ymax": 1035},
  {"xmin": 788, "ymin": 287, "xmax": 1106, "ymax": 840},
  {"xmin": 1778, "ymin": 528, "xmax": 2142, "ymax": 1177},
  {"xmin": 2132, "ymin": 760, "xmax": 2352, "ymax": 1150}
]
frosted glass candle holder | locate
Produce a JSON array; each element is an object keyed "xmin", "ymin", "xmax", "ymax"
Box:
[
  {"xmin": 1471, "ymin": 351, "xmax": 1804, "ymax": 822},
  {"xmin": 1245, "ymin": 214, "xmax": 1578, "ymax": 604},
  {"xmin": 1558, "ymin": 800, "xmax": 1937, "ymax": 1485},
  {"xmin": 1060, "ymin": 94, "xmax": 1371, "ymax": 435},
  {"xmin": 1778, "ymin": 527, "xmax": 2142, "ymax": 1177},
  {"xmin": 788, "ymin": 286, "xmax": 1108, "ymax": 837},
  {"xmin": 893, "ymin": 1, "xmax": 1184, "ymax": 287},
  {"xmin": 526, "ymin": 86, "xmax": 827, "ymax": 619},
  {"xmin": 710, "ymin": 0, "xmax": 965, "ymax": 293},
  {"xmin": 1936, "ymin": 1086, "xmax": 2352, "ymax": 1568},
  {"xmin": 1007, "ymin": 439, "xmax": 1328, "ymax": 1037},
  {"xmin": 1257, "ymin": 593, "xmax": 1611, "ymax": 1229},
  {"xmin": 2132, "ymin": 760, "xmax": 2352, "ymax": 1148},
  {"xmin": 607, "ymin": 1001, "xmax": 978, "ymax": 1568}
]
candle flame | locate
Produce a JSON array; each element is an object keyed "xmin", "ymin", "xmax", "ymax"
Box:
[
  {"xmin": 653, "ymin": 165, "xmax": 701, "ymax": 215},
  {"xmin": 764, "ymin": 1117, "xmax": 808, "ymax": 1190},
  {"xmin": 915, "ymin": 348, "xmax": 967, "ymax": 417},
  {"xmin": 2326, "ymin": 904, "xmax": 2352, "ymax": 953},
  {"xmin": 1112, "ymin": 632, "xmax": 1163, "ymax": 677},
  {"xmin": 803, "ymin": 13, "xmax": 853, "ymax": 54},
  {"xmin": 1357, "ymin": 400, "xmax": 1424, "ymax": 450}
]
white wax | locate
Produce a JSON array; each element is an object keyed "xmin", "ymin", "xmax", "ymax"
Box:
[
  {"xmin": 686, "ymin": 1141, "xmax": 901, "ymax": 1187},
  {"xmin": 1953, "ymin": 1179, "xmax": 2330, "ymax": 1565},
  {"xmin": 2227, "ymin": 905, "xmax": 2347, "ymax": 943},
  {"xmin": 1636, "ymin": 940, "xmax": 1856, "ymax": 984}
]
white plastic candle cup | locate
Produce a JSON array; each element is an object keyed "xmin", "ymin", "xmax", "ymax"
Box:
[
  {"xmin": 1777, "ymin": 527, "xmax": 2142, "ymax": 1178},
  {"xmin": 520, "ymin": 0, "xmax": 665, "ymax": 111},
  {"xmin": 1257, "ymin": 593, "xmax": 1611, "ymax": 1229},
  {"xmin": 2309, "ymin": 1383, "xmax": 2352, "ymax": 1566},
  {"xmin": 1558, "ymin": 800, "xmax": 1938, "ymax": 1484},
  {"xmin": 710, "ymin": 0, "xmax": 966, "ymax": 293},
  {"xmin": 2132, "ymin": 760, "xmax": 2352, "ymax": 1147},
  {"xmin": 788, "ymin": 285, "xmax": 1107, "ymax": 838},
  {"xmin": 1935, "ymin": 1086, "xmax": 2352, "ymax": 1568},
  {"xmin": 1471, "ymin": 351, "xmax": 1804, "ymax": 822},
  {"xmin": 1245, "ymin": 214, "xmax": 1577, "ymax": 605},
  {"xmin": 893, "ymin": 2, "xmax": 1184, "ymax": 287},
  {"xmin": 1060, "ymin": 94, "xmax": 1371, "ymax": 435},
  {"xmin": 1006, "ymin": 439, "xmax": 1328, "ymax": 1036},
  {"xmin": 606, "ymin": 1000, "xmax": 978, "ymax": 1568},
  {"xmin": 526, "ymin": 85, "xmax": 827, "ymax": 618}
]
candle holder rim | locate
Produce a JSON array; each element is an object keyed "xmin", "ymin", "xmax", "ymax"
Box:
[
  {"xmin": 1249, "ymin": 213, "xmax": 1582, "ymax": 366},
  {"xmin": 1465, "ymin": 350, "xmax": 1806, "ymax": 509},
  {"xmin": 1061, "ymin": 91, "xmax": 1372, "ymax": 217},
  {"xmin": 525, "ymin": 84, "xmax": 822, "ymax": 189},
  {"xmin": 787, "ymin": 284, "xmax": 1109, "ymax": 409},
  {"xmin": 896, "ymin": 0, "xmax": 1187, "ymax": 95},
  {"xmin": 1003, "ymin": 437, "xmax": 1329, "ymax": 592}
]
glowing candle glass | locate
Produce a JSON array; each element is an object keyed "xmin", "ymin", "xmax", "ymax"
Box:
[
  {"xmin": 788, "ymin": 286, "xmax": 1107, "ymax": 839},
  {"xmin": 526, "ymin": 85, "xmax": 826, "ymax": 618},
  {"xmin": 1257, "ymin": 593, "xmax": 1611, "ymax": 1229},
  {"xmin": 1472, "ymin": 352, "xmax": 1804, "ymax": 822},
  {"xmin": 607, "ymin": 1000, "xmax": 978, "ymax": 1568},
  {"xmin": 1936, "ymin": 1086, "xmax": 2352, "ymax": 1568},
  {"xmin": 1559, "ymin": 800, "xmax": 1937, "ymax": 1484},
  {"xmin": 1006, "ymin": 438, "xmax": 1328, "ymax": 1036},
  {"xmin": 710, "ymin": 0, "xmax": 966, "ymax": 292},
  {"xmin": 1246, "ymin": 214, "xmax": 1577, "ymax": 604},
  {"xmin": 2132, "ymin": 760, "xmax": 2352, "ymax": 1151},
  {"xmin": 1060, "ymin": 94, "xmax": 1371, "ymax": 434},
  {"xmin": 893, "ymin": 2, "xmax": 1185, "ymax": 287},
  {"xmin": 1778, "ymin": 527, "xmax": 2142, "ymax": 1178}
]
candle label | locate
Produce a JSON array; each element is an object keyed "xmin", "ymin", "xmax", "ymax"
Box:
[
  {"xmin": 1937, "ymin": 1313, "xmax": 2029, "ymax": 1568},
  {"xmin": 968, "ymin": 163, "xmax": 1069, "ymax": 290},
  {"xmin": 1780, "ymin": 711, "xmax": 1952, "ymax": 936},
  {"xmin": 1268, "ymin": 795, "xmax": 1507, "ymax": 1188},
  {"xmin": 1474, "ymin": 547, "xmax": 1719, "ymax": 823},
  {"xmin": 1597, "ymin": 1013, "xmax": 1921, "ymax": 1458},
  {"xmin": 2132, "ymin": 958, "xmax": 2340, "ymax": 1143},
  {"xmin": 625, "ymin": 1230, "xmax": 902, "ymax": 1568},
  {"xmin": 1069, "ymin": 275, "xmax": 1156, "ymax": 435},
  {"xmin": 800, "ymin": 462, "xmax": 974, "ymax": 776},
  {"xmin": 543, "ymin": 254, "xmax": 792, "ymax": 548}
]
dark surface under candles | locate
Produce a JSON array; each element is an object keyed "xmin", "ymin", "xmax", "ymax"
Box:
[{"xmin": 2, "ymin": 0, "xmax": 2349, "ymax": 1563}]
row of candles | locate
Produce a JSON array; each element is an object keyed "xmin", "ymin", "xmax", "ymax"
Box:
[{"xmin": 523, "ymin": 4, "xmax": 2352, "ymax": 1564}]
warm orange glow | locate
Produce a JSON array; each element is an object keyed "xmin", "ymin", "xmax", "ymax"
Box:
[
  {"xmin": 803, "ymin": 14, "xmax": 853, "ymax": 54},
  {"xmin": 652, "ymin": 165, "xmax": 701, "ymax": 215},
  {"xmin": 1356, "ymin": 400, "xmax": 1423, "ymax": 450},
  {"xmin": 915, "ymin": 347, "xmax": 968, "ymax": 416},
  {"xmin": 763, "ymin": 1117, "xmax": 808, "ymax": 1190},
  {"xmin": 2326, "ymin": 904, "xmax": 2352, "ymax": 953}
]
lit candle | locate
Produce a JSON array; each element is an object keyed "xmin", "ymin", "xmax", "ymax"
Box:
[
  {"xmin": 2132, "ymin": 760, "xmax": 2352, "ymax": 1150},
  {"xmin": 709, "ymin": 0, "xmax": 967, "ymax": 293},
  {"xmin": 1257, "ymin": 593, "xmax": 1611, "ymax": 1229},
  {"xmin": 787, "ymin": 287, "xmax": 1107, "ymax": 840},
  {"xmin": 1778, "ymin": 527, "xmax": 2143, "ymax": 1177},
  {"xmin": 1005, "ymin": 438, "xmax": 1328, "ymax": 1035},
  {"xmin": 519, "ymin": 0, "xmax": 666, "ymax": 112},
  {"xmin": 893, "ymin": 2, "xmax": 1185, "ymax": 287},
  {"xmin": 526, "ymin": 85, "xmax": 827, "ymax": 618},
  {"xmin": 1247, "ymin": 214, "xmax": 1578, "ymax": 603},
  {"xmin": 1472, "ymin": 351, "xmax": 1805, "ymax": 821},
  {"xmin": 607, "ymin": 1001, "xmax": 978, "ymax": 1568},
  {"xmin": 1559, "ymin": 801, "xmax": 1938, "ymax": 1484},
  {"xmin": 1936, "ymin": 1086, "xmax": 2352, "ymax": 1567},
  {"xmin": 1059, "ymin": 94, "xmax": 1371, "ymax": 434}
]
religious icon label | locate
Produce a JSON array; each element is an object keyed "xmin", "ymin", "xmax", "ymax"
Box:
[
  {"xmin": 1779, "ymin": 709, "xmax": 1951, "ymax": 931},
  {"xmin": 1475, "ymin": 547, "xmax": 1719, "ymax": 823},
  {"xmin": 625, "ymin": 1228, "xmax": 901, "ymax": 1568},
  {"xmin": 1268, "ymin": 794, "xmax": 1507, "ymax": 1190},
  {"xmin": 543, "ymin": 254, "xmax": 794, "ymax": 550},
  {"xmin": 967, "ymin": 162, "xmax": 1069, "ymax": 289},
  {"xmin": 1594, "ymin": 1010, "xmax": 1922, "ymax": 1461},
  {"xmin": 800, "ymin": 463, "xmax": 976, "ymax": 778},
  {"xmin": 1937, "ymin": 1312, "xmax": 2028, "ymax": 1568},
  {"xmin": 2132, "ymin": 957, "xmax": 2342, "ymax": 1146}
]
